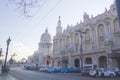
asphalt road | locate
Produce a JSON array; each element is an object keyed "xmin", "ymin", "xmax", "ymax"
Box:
[{"xmin": 9, "ymin": 68, "xmax": 119, "ymax": 80}]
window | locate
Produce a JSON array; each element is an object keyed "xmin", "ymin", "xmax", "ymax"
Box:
[
  {"xmin": 98, "ymin": 24, "xmax": 105, "ymax": 48},
  {"xmin": 85, "ymin": 29, "xmax": 92, "ymax": 50},
  {"xmin": 114, "ymin": 18, "xmax": 120, "ymax": 32},
  {"xmin": 98, "ymin": 24, "xmax": 105, "ymax": 36},
  {"xmin": 74, "ymin": 33, "xmax": 79, "ymax": 52}
]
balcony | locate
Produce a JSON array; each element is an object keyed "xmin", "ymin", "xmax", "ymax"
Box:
[
  {"xmin": 112, "ymin": 44, "xmax": 120, "ymax": 50},
  {"xmin": 113, "ymin": 30, "xmax": 120, "ymax": 34}
]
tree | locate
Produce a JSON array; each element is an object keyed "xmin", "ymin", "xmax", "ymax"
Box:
[
  {"xmin": 8, "ymin": 0, "xmax": 46, "ymax": 17},
  {"xmin": 21, "ymin": 58, "xmax": 27, "ymax": 63},
  {"xmin": 11, "ymin": 53, "xmax": 17, "ymax": 58}
]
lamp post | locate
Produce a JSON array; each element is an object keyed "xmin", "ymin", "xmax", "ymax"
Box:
[
  {"xmin": 46, "ymin": 45, "xmax": 50, "ymax": 67},
  {"xmin": 2, "ymin": 36, "xmax": 11, "ymax": 73},
  {"xmin": 77, "ymin": 29, "xmax": 86, "ymax": 70},
  {"xmin": 48, "ymin": 45, "xmax": 49, "ymax": 56},
  {"xmin": 115, "ymin": 0, "xmax": 120, "ymax": 25},
  {"xmin": 0, "ymin": 47, "xmax": 2, "ymax": 58},
  {"xmin": 0, "ymin": 47, "xmax": 2, "ymax": 67}
]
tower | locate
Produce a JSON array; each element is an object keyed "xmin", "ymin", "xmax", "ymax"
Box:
[{"xmin": 56, "ymin": 16, "xmax": 62, "ymax": 35}]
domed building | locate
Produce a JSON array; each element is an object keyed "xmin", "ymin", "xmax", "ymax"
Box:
[
  {"xmin": 39, "ymin": 28, "xmax": 52, "ymax": 55},
  {"xmin": 28, "ymin": 28, "xmax": 52, "ymax": 67}
]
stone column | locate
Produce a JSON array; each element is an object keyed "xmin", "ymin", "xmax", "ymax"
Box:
[
  {"xmin": 68, "ymin": 54, "xmax": 72, "ymax": 67},
  {"xmin": 106, "ymin": 45, "xmax": 112, "ymax": 68},
  {"xmin": 89, "ymin": 25, "xmax": 97, "ymax": 50},
  {"xmin": 105, "ymin": 33, "xmax": 113, "ymax": 68},
  {"xmin": 68, "ymin": 32, "xmax": 74, "ymax": 67}
]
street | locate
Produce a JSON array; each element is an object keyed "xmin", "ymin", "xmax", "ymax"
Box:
[{"xmin": 9, "ymin": 68, "xmax": 119, "ymax": 80}]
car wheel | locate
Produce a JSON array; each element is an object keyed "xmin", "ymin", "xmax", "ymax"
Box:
[
  {"xmin": 110, "ymin": 74, "xmax": 114, "ymax": 78},
  {"xmin": 94, "ymin": 74, "xmax": 99, "ymax": 78}
]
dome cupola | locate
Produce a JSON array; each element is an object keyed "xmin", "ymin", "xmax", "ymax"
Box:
[{"xmin": 41, "ymin": 28, "xmax": 51, "ymax": 43}]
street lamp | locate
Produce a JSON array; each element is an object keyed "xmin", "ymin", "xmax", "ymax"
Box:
[
  {"xmin": 115, "ymin": 0, "xmax": 120, "ymax": 25},
  {"xmin": 76, "ymin": 29, "xmax": 86, "ymax": 70},
  {"xmin": 2, "ymin": 36, "xmax": 11, "ymax": 73},
  {"xmin": 0, "ymin": 47, "xmax": 2, "ymax": 58},
  {"xmin": 46, "ymin": 45, "xmax": 50, "ymax": 67}
]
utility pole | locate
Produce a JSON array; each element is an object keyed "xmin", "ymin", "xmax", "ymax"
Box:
[
  {"xmin": 2, "ymin": 37, "xmax": 11, "ymax": 73},
  {"xmin": 76, "ymin": 29, "xmax": 86, "ymax": 70},
  {"xmin": 115, "ymin": 0, "xmax": 120, "ymax": 25}
]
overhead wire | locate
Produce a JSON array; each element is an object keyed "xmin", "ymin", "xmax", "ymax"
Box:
[
  {"xmin": 26, "ymin": 0, "xmax": 47, "ymax": 23},
  {"xmin": 11, "ymin": 0, "xmax": 47, "ymax": 39},
  {"xmin": 35, "ymin": 0, "xmax": 62, "ymax": 26},
  {"xmin": 7, "ymin": 0, "xmax": 63, "ymax": 49},
  {"xmin": 19, "ymin": 0, "xmax": 63, "ymax": 37}
]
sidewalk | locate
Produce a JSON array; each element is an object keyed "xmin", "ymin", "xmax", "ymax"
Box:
[{"xmin": 0, "ymin": 73, "xmax": 17, "ymax": 80}]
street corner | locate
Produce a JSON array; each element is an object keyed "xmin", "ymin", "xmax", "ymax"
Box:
[{"xmin": 0, "ymin": 74, "xmax": 17, "ymax": 80}]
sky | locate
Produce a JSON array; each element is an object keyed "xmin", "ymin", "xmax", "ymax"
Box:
[{"xmin": 0, "ymin": 0, "xmax": 114, "ymax": 61}]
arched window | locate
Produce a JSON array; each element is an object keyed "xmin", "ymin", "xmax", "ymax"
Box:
[
  {"xmin": 85, "ymin": 29, "xmax": 91, "ymax": 40},
  {"xmin": 99, "ymin": 56, "xmax": 107, "ymax": 68},
  {"xmin": 60, "ymin": 39, "xmax": 62, "ymax": 48},
  {"xmin": 85, "ymin": 29, "xmax": 92, "ymax": 50},
  {"xmin": 85, "ymin": 57, "xmax": 92, "ymax": 64},
  {"xmin": 114, "ymin": 18, "xmax": 119, "ymax": 32},
  {"xmin": 66, "ymin": 36, "xmax": 70, "ymax": 53},
  {"xmin": 66, "ymin": 36, "xmax": 70, "ymax": 46},
  {"xmin": 74, "ymin": 33, "xmax": 79, "ymax": 53},
  {"xmin": 74, "ymin": 59, "xmax": 80, "ymax": 67},
  {"xmin": 63, "ymin": 38, "xmax": 65, "ymax": 47},
  {"xmin": 98, "ymin": 24, "xmax": 105, "ymax": 36},
  {"xmin": 106, "ymin": 22, "xmax": 111, "ymax": 33},
  {"xmin": 98, "ymin": 24, "xmax": 105, "ymax": 48},
  {"xmin": 75, "ymin": 33, "xmax": 79, "ymax": 43},
  {"xmin": 114, "ymin": 19, "xmax": 120, "ymax": 45}
]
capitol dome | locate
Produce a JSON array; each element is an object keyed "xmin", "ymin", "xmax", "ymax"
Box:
[{"xmin": 40, "ymin": 28, "xmax": 51, "ymax": 43}]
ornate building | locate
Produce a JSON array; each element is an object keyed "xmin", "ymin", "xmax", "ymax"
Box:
[
  {"xmin": 28, "ymin": 28, "xmax": 52, "ymax": 67},
  {"xmin": 51, "ymin": 2, "xmax": 120, "ymax": 68}
]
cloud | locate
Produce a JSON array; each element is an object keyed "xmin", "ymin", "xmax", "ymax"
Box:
[{"xmin": 8, "ymin": 41, "xmax": 34, "ymax": 61}]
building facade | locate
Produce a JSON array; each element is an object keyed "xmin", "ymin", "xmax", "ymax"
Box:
[
  {"xmin": 51, "ymin": 2, "xmax": 120, "ymax": 68},
  {"xmin": 28, "ymin": 28, "xmax": 52, "ymax": 67}
]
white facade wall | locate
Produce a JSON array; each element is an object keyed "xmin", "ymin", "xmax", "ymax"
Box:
[{"xmin": 51, "ymin": 2, "xmax": 120, "ymax": 68}]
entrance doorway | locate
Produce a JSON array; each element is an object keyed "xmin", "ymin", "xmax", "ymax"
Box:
[
  {"xmin": 99, "ymin": 56, "xmax": 107, "ymax": 68},
  {"xmin": 85, "ymin": 57, "xmax": 92, "ymax": 64},
  {"xmin": 116, "ymin": 58, "xmax": 120, "ymax": 67},
  {"xmin": 74, "ymin": 59, "xmax": 80, "ymax": 67}
]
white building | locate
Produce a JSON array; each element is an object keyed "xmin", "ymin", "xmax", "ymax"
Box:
[
  {"xmin": 28, "ymin": 28, "xmax": 52, "ymax": 67},
  {"xmin": 51, "ymin": 2, "xmax": 120, "ymax": 68}
]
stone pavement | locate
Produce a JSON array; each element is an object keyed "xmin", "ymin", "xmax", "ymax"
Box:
[{"xmin": 0, "ymin": 73, "xmax": 17, "ymax": 80}]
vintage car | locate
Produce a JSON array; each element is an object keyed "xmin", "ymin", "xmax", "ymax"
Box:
[{"xmin": 89, "ymin": 68, "xmax": 116, "ymax": 77}]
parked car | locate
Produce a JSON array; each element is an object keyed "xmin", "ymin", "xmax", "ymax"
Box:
[
  {"xmin": 108, "ymin": 67, "xmax": 120, "ymax": 76},
  {"xmin": 89, "ymin": 69, "xmax": 102, "ymax": 77},
  {"xmin": 81, "ymin": 69, "xmax": 91, "ymax": 76},
  {"xmin": 47, "ymin": 67, "xmax": 62, "ymax": 73},
  {"xmin": 69, "ymin": 67, "xmax": 81, "ymax": 73},
  {"xmin": 39, "ymin": 67, "xmax": 47, "ymax": 72},
  {"xmin": 81, "ymin": 64, "xmax": 96, "ymax": 76},
  {"xmin": 89, "ymin": 68, "xmax": 116, "ymax": 77},
  {"xmin": 61, "ymin": 67, "xmax": 74, "ymax": 73}
]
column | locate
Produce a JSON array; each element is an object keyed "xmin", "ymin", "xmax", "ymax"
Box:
[
  {"xmin": 106, "ymin": 44, "xmax": 113, "ymax": 68},
  {"xmin": 68, "ymin": 55, "xmax": 72, "ymax": 67},
  {"xmin": 68, "ymin": 32, "xmax": 73, "ymax": 67},
  {"xmin": 90, "ymin": 26, "xmax": 97, "ymax": 50},
  {"xmin": 105, "ymin": 32, "xmax": 113, "ymax": 68}
]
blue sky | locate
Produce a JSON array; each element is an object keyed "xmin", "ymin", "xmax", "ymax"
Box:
[{"xmin": 0, "ymin": 0, "xmax": 114, "ymax": 61}]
